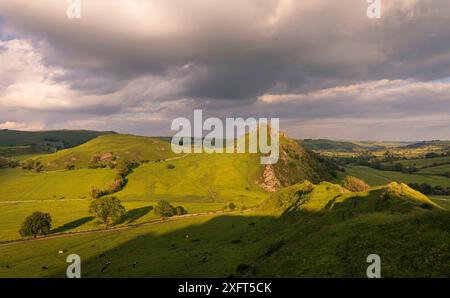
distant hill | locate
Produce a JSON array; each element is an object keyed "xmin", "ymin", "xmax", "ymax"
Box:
[
  {"xmin": 0, "ymin": 129, "xmax": 115, "ymax": 148},
  {"xmin": 27, "ymin": 134, "xmax": 178, "ymax": 170},
  {"xmin": 299, "ymin": 139, "xmax": 418, "ymax": 152},
  {"xmin": 402, "ymin": 140, "xmax": 450, "ymax": 150},
  {"xmin": 300, "ymin": 139, "xmax": 362, "ymax": 151}
]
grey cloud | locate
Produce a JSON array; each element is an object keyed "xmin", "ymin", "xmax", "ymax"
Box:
[
  {"xmin": 0, "ymin": 1, "xmax": 450, "ymax": 140},
  {"xmin": 2, "ymin": 0, "xmax": 450, "ymax": 102}
]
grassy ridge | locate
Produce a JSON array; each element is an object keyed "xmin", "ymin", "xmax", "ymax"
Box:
[{"xmin": 29, "ymin": 134, "xmax": 179, "ymax": 170}]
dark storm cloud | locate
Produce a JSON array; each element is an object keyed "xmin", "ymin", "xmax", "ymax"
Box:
[
  {"xmin": 0, "ymin": 0, "xmax": 450, "ymax": 140},
  {"xmin": 4, "ymin": 0, "xmax": 450, "ymax": 100}
]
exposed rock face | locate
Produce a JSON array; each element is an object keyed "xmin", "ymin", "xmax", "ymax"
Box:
[{"xmin": 259, "ymin": 165, "xmax": 281, "ymax": 192}]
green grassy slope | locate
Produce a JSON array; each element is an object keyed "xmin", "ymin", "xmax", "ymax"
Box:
[
  {"xmin": 115, "ymin": 152, "xmax": 266, "ymax": 205},
  {"xmin": 1, "ymin": 181, "xmax": 448, "ymax": 278},
  {"xmin": 0, "ymin": 131, "xmax": 335, "ymax": 243},
  {"xmin": 29, "ymin": 134, "xmax": 179, "ymax": 170},
  {"xmin": 345, "ymin": 166, "xmax": 450, "ymax": 188},
  {"xmin": 0, "ymin": 168, "xmax": 117, "ymax": 201}
]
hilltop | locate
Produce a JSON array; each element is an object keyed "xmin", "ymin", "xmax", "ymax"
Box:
[
  {"xmin": 259, "ymin": 180, "xmax": 441, "ymax": 216},
  {"xmin": 27, "ymin": 134, "xmax": 179, "ymax": 170}
]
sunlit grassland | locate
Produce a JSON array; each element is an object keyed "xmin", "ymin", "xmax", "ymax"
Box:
[
  {"xmin": 394, "ymin": 155, "xmax": 450, "ymax": 167},
  {"xmin": 345, "ymin": 166, "xmax": 450, "ymax": 188},
  {"xmin": 0, "ymin": 168, "xmax": 117, "ymax": 202},
  {"xmin": 418, "ymin": 164, "xmax": 450, "ymax": 175},
  {"xmin": 116, "ymin": 152, "xmax": 266, "ymax": 206},
  {"xmin": 0, "ymin": 199, "xmax": 225, "ymax": 242},
  {"xmin": 30, "ymin": 134, "xmax": 178, "ymax": 170}
]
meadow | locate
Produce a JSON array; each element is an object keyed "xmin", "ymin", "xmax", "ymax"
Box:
[
  {"xmin": 0, "ymin": 134, "xmax": 266, "ymax": 242},
  {"xmin": 0, "ymin": 168, "xmax": 116, "ymax": 201},
  {"xmin": 0, "ymin": 181, "xmax": 448, "ymax": 278},
  {"xmin": 344, "ymin": 166, "xmax": 450, "ymax": 188}
]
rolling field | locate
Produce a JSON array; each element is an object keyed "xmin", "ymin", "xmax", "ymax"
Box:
[
  {"xmin": 0, "ymin": 136, "xmax": 267, "ymax": 241},
  {"xmin": 418, "ymin": 164, "xmax": 450, "ymax": 175},
  {"xmin": 1, "ymin": 181, "xmax": 448, "ymax": 278},
  {"xmin": 0, "ymin": 168, "xmax": 117, "ymax": 201},
  {"xmin": 395, "ymin": 156, "xmax": 450, "ymax": 168},
  {"xmin": 345, "ymin": 166, "xmax": 450, "ymax": 188},
  {"xmin": 0, "ymin": 200, "xmax": 225, "ymax": 242},
  {"xmin": 116, "ymin": 152, "xmax": 266, "ymax": 205}
]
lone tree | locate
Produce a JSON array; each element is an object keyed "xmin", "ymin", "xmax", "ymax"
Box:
[
  {"xmin": 19, "ymin": 212, "xmax": 52, "ymax": 238},
  {"xmin": 342, "ymin": 176, "xmax": 370, "ymax": 192},
  {"xmin": 89, "ymin": 196, "xmax": 125, "ymax": 229}
]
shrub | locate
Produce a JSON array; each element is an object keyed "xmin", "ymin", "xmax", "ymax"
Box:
[
  {"xmin": 108, "ymin": 176, "xmax": 126, "ymax": 193},
  {"xmin": 227, "ymin": 202, "xmax": 237, "ymax": 210},
  {"xmin": 154, "ymin": 200, "xmax": 176, "ymax": 217},
  {"xmin": 91, "ymin": 186, "xmax": 107, "ymax": 199},
  {"xmin": 22, "ymin": 159, "xmax": 43, "ymax": 171},
  {"xmin": 19, "ymin": 212, "xmax": 52, "ymax": 238},
  {"xmin": 154, "ymin": 200, "xmax": 187, "ymax": 217},
  {"xmin": 175, "ymin": 206, "xmax": 187, "ymax": 215},
  {"xmin": 65, "ymin": 164, "xmax": 75, "ymax": 170},
  {"xmin": 0, "ymin": 157, "xmax": 9, "ymax": 168},
  {"xmin": 166, "ymin": 164, "xmax": 176, "ymax": 170},
  {"xmin": 342, "ymin": 176, "xmax": 370, "ymax": 192}
]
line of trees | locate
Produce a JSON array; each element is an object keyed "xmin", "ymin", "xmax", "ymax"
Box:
[{"xmin": 91, "ymin": 160, "xmax": 141, "ymax": 199}]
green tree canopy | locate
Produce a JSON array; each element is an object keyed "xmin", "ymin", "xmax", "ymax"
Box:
[
  {"xmin": 19, "ymin": 212, "xmax": 52, "ymax": 238},
  {"xmin": 89, "ymin": 196, "xmax": 126, "ymax": 229}
]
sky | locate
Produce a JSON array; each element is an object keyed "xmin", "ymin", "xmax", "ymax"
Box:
[{"xmin": 0, "ymin": 0, "xmax": 450, "ymax": 141}]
